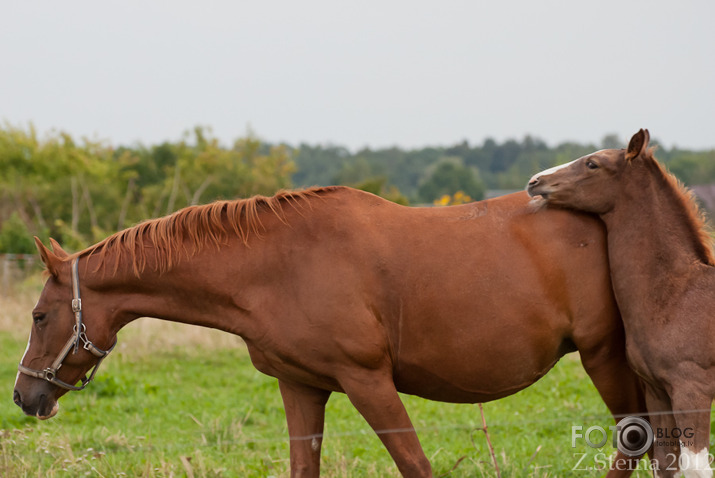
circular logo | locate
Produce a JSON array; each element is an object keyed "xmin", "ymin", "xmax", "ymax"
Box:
[{"xmin": 617, "ymin": 416, "xmax": 653, "ymax": 457}]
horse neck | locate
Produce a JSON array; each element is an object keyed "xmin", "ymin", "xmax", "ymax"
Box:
[
  {"xmin": 600, "ymin": 169, "xmax": 707, "ymax": 321},
  {"xmin": 83, "ymin": 245, "xmax": 253, "ymax": 337}
]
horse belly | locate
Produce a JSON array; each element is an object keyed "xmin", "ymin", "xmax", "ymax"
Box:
[{"xmin": 392, "ymin": 330, "xmax": 569, "ymax": 403}]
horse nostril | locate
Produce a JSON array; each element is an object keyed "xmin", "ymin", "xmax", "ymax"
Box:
[
  {"xmin": 528, "ymin": 177, "xmax": 540, "ymax": 186},
  {"xmin": 13, "ymin": 389, "xmax": 22, "ymax": 407}
]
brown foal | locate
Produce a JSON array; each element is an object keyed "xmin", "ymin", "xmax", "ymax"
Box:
[{"xmin": 528, "ymin": 129, "xmax": 715, "ymax": 477}]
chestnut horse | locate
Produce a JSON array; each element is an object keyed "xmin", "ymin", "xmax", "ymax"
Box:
[
  {"xmin": 528, "ymin": 129, "xmax": 715, "ymax": 478},
  {"xmin": 14, "ymin": 188, "xmax": 645, "ymax": 477}
]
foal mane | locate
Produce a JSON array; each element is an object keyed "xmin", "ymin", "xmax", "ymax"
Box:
[
  {"xmin": 72, "ymin": 186, "xmax": 341, "ymax": 276},
  {"xmin": 643, "ymin": 149, "xmax": 715, "ymax": 266}
]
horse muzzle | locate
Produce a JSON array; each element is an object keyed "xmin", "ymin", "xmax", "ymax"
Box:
[
  {"xmin": 526, "ymin": 176, "xmax": 555, "ymax": 199},
  {"xmin": 13, "ymin": 384, "xmax": 60, "ymax": 420}
]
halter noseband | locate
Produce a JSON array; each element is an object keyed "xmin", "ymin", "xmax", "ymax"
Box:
[{"xmin": 17, "ymin": 258, "xmax": 117, "ymax": 391}]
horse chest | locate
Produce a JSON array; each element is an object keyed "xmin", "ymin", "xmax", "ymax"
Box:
[
  {"xmin": 623, "ymin": 332, "xmax": 671, "ymax": 384},
  {"xmin": 624, "ymin": 321, "xmax": 699, "ymax": 387},
  {"xmin": 625, "ymin": 342, "xmax": 652, "ymax": 378}
]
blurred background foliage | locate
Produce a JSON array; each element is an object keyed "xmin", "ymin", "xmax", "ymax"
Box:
[{"xmin": 1, "ymin": 122, "xmax": 714, "ymax": 253}]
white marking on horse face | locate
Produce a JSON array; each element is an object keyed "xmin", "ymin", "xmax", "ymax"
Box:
[
  {"xmin": 680, "ymin": 445, "xmax": 712, "ymax": 478},
  {"xmin": 14, "ymin": 330, "xmax": 33, "ymax": 388},
  {"xmin": 528, "ymin": 159, "xmax": 578, "ymax": 184},
  {"xmin": 529, "ymin": 150, "xmax": 609, "ymax": 184}
]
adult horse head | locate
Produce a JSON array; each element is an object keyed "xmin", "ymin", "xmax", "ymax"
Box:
[
  {"xmin": 14, "ymin": 187, "xmax": 648, "ymax": 477},
  {"xmin": 528, "ymin": 129, "xmax": 715, "ymax": 478},
  {"xmin": 13, "ymin": 238, "xmax": 117, "ymax": 419}
]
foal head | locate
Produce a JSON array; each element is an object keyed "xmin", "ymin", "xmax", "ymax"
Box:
[
  {"xmin": 13, "ymin": 239, "xmax": 116, "ymax": 419},
  {"xmin": 526, "ymin": 129, "xmax": 651, "ymax": 214}
]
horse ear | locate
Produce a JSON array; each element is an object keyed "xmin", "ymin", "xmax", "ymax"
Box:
[
  {"xmin": 49, "ymin": 238, "xmax": 69, "ymax": 259},
  {"xmin": 34, "ymin": 236, "xmax": 62, "ymax": 277},
  {"xmin": 625, "ymin": 129, "xmax": 650, "ymax": 160}
]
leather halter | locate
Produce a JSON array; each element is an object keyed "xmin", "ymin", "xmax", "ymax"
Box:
[{"xmin": 17, "ymin": 258, "xmax": 117, "ymax": 391}]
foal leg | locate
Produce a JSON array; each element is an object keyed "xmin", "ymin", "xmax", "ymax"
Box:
[
  {"xmin": 340, "ymin": 371, "xmax": 432, "ymax": 478},
  {"xmin": 670, "ymin": 388, "xmax": 712, "ymax": 478},
  {"xmin": 644, "ymin": 385, "xmax": 680, "ymax": 478},
  {"xmin": 278, "ymin": 380, "xmax": 332, "ymax": 478}
]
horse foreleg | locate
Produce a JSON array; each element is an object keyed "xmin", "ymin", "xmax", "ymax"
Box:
[
  {"xmin": 670, "ymin": 387, "xmax": 712, "ymax": 478},
  {"xmin": 340, "ymin": 371, "xmax": 432, "ymax": 478},
  {"xmin": 278, "ymin": 380, "xmax": 331, "ymax": 478}
]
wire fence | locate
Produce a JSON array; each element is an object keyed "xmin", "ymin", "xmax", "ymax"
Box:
[{"xmin": 145, "ymin": 407, "xmax": 715, "ymax": 448}]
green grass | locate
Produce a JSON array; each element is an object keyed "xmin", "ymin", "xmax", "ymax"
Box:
[
  {"xmin": 0, "ymin": 285, "xmax": 703, "ymax": 477},
  {"xmin": 2, "ymin": 333, "xmax": 660, "ymax": 477}
]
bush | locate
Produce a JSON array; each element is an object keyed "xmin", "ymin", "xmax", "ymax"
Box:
[{"xmin": 0, "ymin": 213, "xmax": 35, "ymax": 254}]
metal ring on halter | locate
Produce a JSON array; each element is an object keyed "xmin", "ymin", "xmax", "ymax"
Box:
[{"xmin": 16, "ymin": 257, "xmax": 117, "ymax": 391}]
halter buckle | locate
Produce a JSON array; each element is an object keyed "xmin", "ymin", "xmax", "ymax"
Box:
[{"xmin": 72, "ymin": 298, "xmax": 82, "ymax": 313}]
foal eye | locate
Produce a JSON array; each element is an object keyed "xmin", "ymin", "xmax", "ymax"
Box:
[
  {"xmin": 32, "ymin": 312, "xmax": 46, "ymax": 324},
  {"xmin": 585, "ymin": 160, "xmax": 599, "ymax": 170}
]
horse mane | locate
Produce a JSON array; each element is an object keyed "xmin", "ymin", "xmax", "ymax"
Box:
[
  {"xmin": 644, "ymin": 148, "xmax": 715, "ymax": 266},
  {"xmin": 71, "ymin": 186, "xmax": 342, "ymax": 276}
]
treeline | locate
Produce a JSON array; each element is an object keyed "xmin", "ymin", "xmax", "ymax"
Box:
[
  {"xmin": 0, "ymin": 125, "xmax": 294, "ymax": 253},
  {"xmin": 1, "ymin": 124, "xmax": 714, "ymax": 254},
  {"xmin": 291, "ymin": 135, "xmax": 715, "ymax": 200}
]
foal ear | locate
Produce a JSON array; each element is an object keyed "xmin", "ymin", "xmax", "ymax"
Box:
[
  {"xmin": 34, "ymin": 236, "xmax": 62, "ymax": 277},
  {"xmin": 49, "ymin": 238, "xmax": 69, "ymax": 259},
  {"xmin": 626, "ymin": 129, "xmax": 650, "ymax": 160}
]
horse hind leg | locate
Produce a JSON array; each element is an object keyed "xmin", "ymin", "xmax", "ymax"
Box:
[
  {"xmin": 339, "ymin": 370, "xmax": 432, "ymax": 478},
  {"xmin": 278, "ymin": 380, "xmax": 331, "ymax": 478},
  {"xmin": 578, "ymin": 342, "xmax": 649, "ymax": 477}
]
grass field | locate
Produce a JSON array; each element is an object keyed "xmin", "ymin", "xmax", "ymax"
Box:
[{"xmin": 0, "ymin": 276, "xmax": 707, "ymax": 477}]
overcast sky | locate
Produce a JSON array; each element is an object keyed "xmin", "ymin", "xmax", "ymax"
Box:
[{"xmin": 2, "ymin": 1, "xmax": 714, "ymax": 151}]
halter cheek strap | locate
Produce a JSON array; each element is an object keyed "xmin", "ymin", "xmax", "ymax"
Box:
[
  {"xmin": 17, "ymin": 258, "xmax": 117, "ymax": 391},
  {"xmin": 71, "ymin": 255, "xmax": 82, "ymax": 354}
]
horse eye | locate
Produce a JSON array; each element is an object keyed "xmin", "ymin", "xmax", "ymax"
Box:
[
  {"xmin": 585, "ymin": 160, "xmax": 599, "ymax": 170},
  {"xmin": 32, "ymin": 312, "xmax": 46, "ymax": 324}
]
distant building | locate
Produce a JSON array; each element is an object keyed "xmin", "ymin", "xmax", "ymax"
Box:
[{"xmin": 691, "ymin": 184, "xmax": 715, "ymax": 216}]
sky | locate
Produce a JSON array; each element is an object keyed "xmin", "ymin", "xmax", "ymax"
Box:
[{"xmin": 1, "ymin": 1, "xmax": 714, "ymax": 151}]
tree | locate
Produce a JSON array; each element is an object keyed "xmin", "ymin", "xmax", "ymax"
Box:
[
  {"xmin": 0, "ymin": 212, "xmax": 36, "ymax": 254},
  {"xmin": 417, "ymin": 160, "xmax": 485, "ymax": 203},
  {"xmin": 601, "ymin": 134, "xmax": 622, "ymax": 150},
  {"xmin": 352, "ymin": 177, "xmax": 409, "ymax": 205},
  {"xmin": 667, "ymin": 151, "xmax": 715, "ymax": 186}
]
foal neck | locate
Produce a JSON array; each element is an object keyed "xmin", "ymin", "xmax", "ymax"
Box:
[{"xmin": 601, "ymin": 161, "xmax": 713, "ymax": 319}]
